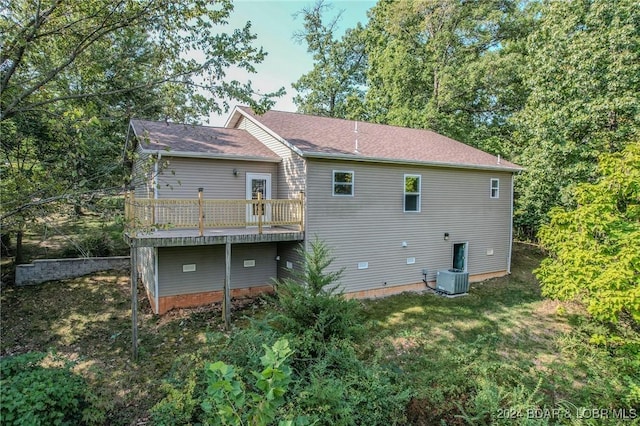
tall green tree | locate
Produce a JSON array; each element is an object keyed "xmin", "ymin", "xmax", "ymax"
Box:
[
  {"xmin": 512, "ymin": 0, "xmax": 640, "ymax": 237},
  {"xmin": 536, "ymin": 142, "xmax": 640, "ymax": 324},
  {"xmin": 0, "ymin": 0, "xmax": 282, "ymax": 262},
  {"xmin": 361, "ymin": 0, "xmax": 529, "ymax": 153},
  {"xmin": 292, "ymin": 0, "xmax": 367, "ymax": 118}
]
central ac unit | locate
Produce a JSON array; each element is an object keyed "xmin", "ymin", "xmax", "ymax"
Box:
[{"xmin": 436, "ymin": 269, "xmax": 470, "ymax": 295}]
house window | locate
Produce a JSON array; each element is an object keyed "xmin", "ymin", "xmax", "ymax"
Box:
[
  {"xmin": 404, "ymin": 174, "xmax": 421, "ymax": 212},
  {"xmin": 333, "ymin": 171, "xmax": 354, "ymax": 196},
  {"xmin": 490, "ymin": 178, "xmax": 499, "ymax": 199}
]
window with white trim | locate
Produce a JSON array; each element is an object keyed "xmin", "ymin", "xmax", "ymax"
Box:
[
  {"xmin": 333, "ymin": 171, "xmax": 354, "ymax": 196},
  {"xmin": 490, "ymin": 178, "xmax": 499, "ymax": 199},
  {"xmin": 404, "ymin": 174, "xmax": 421, "ymax": 212}
]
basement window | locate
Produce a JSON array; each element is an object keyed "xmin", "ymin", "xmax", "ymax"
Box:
[
  {"xmin": 333, "ymin": 170, "xmax": 354, "ymax": 196},
  {"xmin": 490, "ymin": 178, "xmax": 500, "ymax": 199},
  {"xmin": 404, "ymin": 174, "xmax": 421, "ymax": 212}
]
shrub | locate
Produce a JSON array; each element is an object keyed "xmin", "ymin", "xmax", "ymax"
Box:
[
  {"xmin": 273, "ymin": 239, "xmax": 364, "ymax": 358},
  {"xmin": 212, "ymin": 318, "xmax": 282, "ymax": 373},
  {"xmin": 152, "ymin": 339, "xmax": 305, "ymax": 426},
  {"xmin": 151, "ymin": 323, "xmax": 280, "ymax": 425},
  {"xmin": 285, "ymin": 340, "xmax": 411, "ymax": 425},
  {"xmin": 202, "ymin": 339, "xmax": 297, "ymax": 425},
  {"xmin": 0, "ymin": 351, "xmax": 104, "ymax": 425}
]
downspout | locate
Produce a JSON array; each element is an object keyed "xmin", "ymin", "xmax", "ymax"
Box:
[
  {"xmin": 507, "ymin": 173, "xmax": 515, "ymax": 274},
  {"xmin": 302, "ymin": 159, "xmax": 309, "ymax": 253}
]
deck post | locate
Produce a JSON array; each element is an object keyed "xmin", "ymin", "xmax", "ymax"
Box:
[
  {"xmin": 257, "ymin": 192, "xmax": 263, "ymax": 235},
  {"xmin": 198, "ymin": 188, "xmax": 204, "ymax": 237},
  {"xmin": 130, "ymin": 245, "xmax": 138, "ymax": 361},
  {"xmin": 223, "ymin": 239, "xmax": 231, "ymax": 329},
  {"xmin": 299, "ymin": 191, "xmax": 305, "ymax": 232}
]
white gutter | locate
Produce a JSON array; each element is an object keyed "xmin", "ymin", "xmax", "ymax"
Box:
[{"xmin": 303, "ymin": 152, "xmax": 524, "ymax": 173}]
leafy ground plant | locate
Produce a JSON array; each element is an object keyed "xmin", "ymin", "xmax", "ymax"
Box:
[
  {"xmin": 202, "ymin": 339, "xmax": 298, "ymax": 425},
  {"xmin": 0, "ymin": 351, "xmax": 105, "ymax": 425}
]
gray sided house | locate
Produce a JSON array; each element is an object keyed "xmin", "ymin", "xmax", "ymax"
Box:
[{"xmin": 126, "ymin": 106, "xmax": 522, "ymax": 314}]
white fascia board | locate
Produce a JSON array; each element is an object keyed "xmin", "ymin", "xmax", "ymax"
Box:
[
  {"xmin": 224, "ymin": 106, "xmax": 243, "ymax": 128},
  {"xmin": 231, "ymin": 108, "xmax": 305, "ymax": 157},
  {"xmin": 303, "ymin": 152, "xmax": 524, "ymax": 173}
]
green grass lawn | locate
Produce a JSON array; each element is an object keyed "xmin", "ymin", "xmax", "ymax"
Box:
[{"xmin": 1, "ymin": 243, "xmax": 637, "ymax": 425}]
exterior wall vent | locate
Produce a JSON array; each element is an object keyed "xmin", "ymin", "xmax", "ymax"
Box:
[{"xmin": 436, "ymin": 269, "xmax": 470, "ymax": 295}]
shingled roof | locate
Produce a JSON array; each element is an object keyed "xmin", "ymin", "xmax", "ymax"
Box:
[
  {"xmin": 130, "ymin": 119, "xmax": 280, "ymax": 161},
  {"xmin": 230, "ymin": 107, "xmax": 522, "ymax": 172}
]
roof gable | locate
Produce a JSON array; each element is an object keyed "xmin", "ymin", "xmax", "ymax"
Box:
[
  {"xmin": 130, "ymin": 119, "xmax": 280, "ymax": 161},
  {"xmin": 233, "ymin": 107, "xmax": 522, "ymax": 171}
]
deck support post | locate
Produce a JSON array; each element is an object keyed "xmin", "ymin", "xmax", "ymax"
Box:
[
  {"xmin": 130, "ymin": 246, "xmax": 138, "ymax": 361},
  {"xmin": 223, "ymin": 239, "xmax": 231, "ymax": 329}
]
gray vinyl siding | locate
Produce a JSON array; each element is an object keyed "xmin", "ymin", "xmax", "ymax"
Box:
[
  {"xmin": 136, "ymin": 247, "xmax": 156, "ymax": 296},
  {"xmin": 237, "ymin": 117, "xmax": 306, "ymax": 199},
  {"xmin": 132, "ymin": 144, "xmax": 151, "ymax": 199},
  {"xmin": 305, "ymin": 159, "xmax": 513, "ymax": 292},
  {"xmin": 157, "ymin": 243, "xmax": 278, "ymax": 296},
  {"xmin": 156, "ymin": 157, "xmax": 278, "ymax": 200},
  {"xmin": 229, "ymin": 243, "xmax": 278, "ymax": 289},
  {"xmin": 276, "ymin": 241, "xmax": 304, "ymax": 281}
]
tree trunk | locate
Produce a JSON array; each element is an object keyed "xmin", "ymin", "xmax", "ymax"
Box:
[
  {"xmin": 15, "ymin": 230, "xmax": 24, "ymax": 265},
  {"xmin": 0, "ymin": 233, "xmax": 10, "ymax": 256}
]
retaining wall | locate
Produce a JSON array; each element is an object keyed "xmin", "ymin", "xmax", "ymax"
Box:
[{"xmin": 15, "ymin": 256, "xmax": 130, "ymax": 286}]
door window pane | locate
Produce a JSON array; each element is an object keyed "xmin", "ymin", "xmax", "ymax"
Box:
[{"xmin": 252, "ymin": 179, "xmax": 266, "ymax": 215}]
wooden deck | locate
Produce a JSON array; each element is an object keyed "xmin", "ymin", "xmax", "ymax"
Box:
[
  {"xmin": 123, "ymin": 193, "xmax": 305, "ymax": 247},
  {"xmin": 124, "ymin": 226, "xmax": 304, "ymax": 247}
]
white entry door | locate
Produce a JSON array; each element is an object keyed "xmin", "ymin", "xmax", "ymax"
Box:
[{"xmin": 246, "ymin": 173, "xmax": 272, "ymax": 225}]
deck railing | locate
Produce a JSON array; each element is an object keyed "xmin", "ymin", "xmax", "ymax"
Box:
[{"xmin": 124, "ymin": 191, "xmax": 304, "ymax": 235}]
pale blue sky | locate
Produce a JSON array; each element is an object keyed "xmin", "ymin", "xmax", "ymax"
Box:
[{"xmin": 209, "ymin": 0, "xmax": 376, "ymax": 125}]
